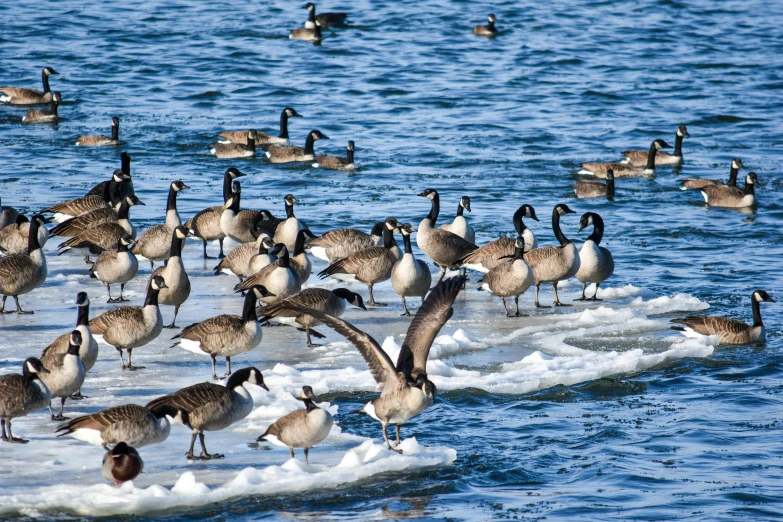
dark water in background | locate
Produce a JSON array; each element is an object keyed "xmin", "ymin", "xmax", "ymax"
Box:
[{"xmin": 2, "ymin": 0, "xmax": 783, "ymax": 519}]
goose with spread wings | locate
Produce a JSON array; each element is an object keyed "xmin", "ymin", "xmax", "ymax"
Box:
[{"xmin": 285, "ymin": 275, "xmax": 465, "ymax": 452}]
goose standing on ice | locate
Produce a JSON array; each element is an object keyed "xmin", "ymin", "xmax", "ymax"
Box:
[
  {"xmin": 523, "ymin": 204, "xmax": 580, "ymax": 308},
  {"xmin": 40, "ymin": 331, "xmax": 86, "ymax": 421},
  {"xmin": 0, "ymin": 215, "xmax": 48, "ymax": 314},
  {"xmin": 0, "ymin": 67, "xmax": 58, "ymax": 105},
  {"xmin": 235, "ymin": 244, "xmax": 300, "ymax": 303},
  {"xmin": 220, "ymin": 181, "xmax": 265, "ymax": 244},
  {"xmin": 172, "ymin": 285, "xmax": 273, "ymax": 379},
  {"xmin": 284, "ymin": 276, "xmax": 465, "ymax": 452},
  {"xmin": 146, "ymin": 367, "xmax": 269, "ymax": 460},
  {"xmin": 671, "ymin": 290, "xmax": 775, "ymax": 345},
  {"xmin": 458, "ymin": 204, "xmax": 538, "ymax": 273},
  {"xmin": 90, "ymin": 275, "xmax": 168, "ymax": 370},
  {"xmin": 151, "ymin": 226, "xmax": 191, "ymax": 328},
  {"xmin": 622, "ymin": 124, "xmax": 689, "ymax": 166},
  {"xmin": 257, "ymin": 386, "xmax": 334, "ymax": 464},
  {"xmin": 574, "ymin": 213, "xmax": 614, "ymax": 301},
  {"xmin": 0, "ymin": 214, "xmax": 49, "ymax": 255},
  {"xmin": 50, "ymin": 194, "xmax": 144, "ymax": 239},
  {"xmin": 214, "ymin": 234, "xmax": 275, "ymax": 284},
  {"xmin": 89, "ymin": 235, "xmax": 138, "ymax": 303},
  {"xmin": 46, "ymin": 169, "xmax": 130, "ymax": 221},
  {"xmin": 0, "ymin": 358, "xmax": 50, "ymax": 444},
  {"xmin": 391, "ymin": 223, "xmax": 432, "ymax": 316},
  {"xmin": 580, "ymin": 139, "xmax": 670, "ymax": 178},
  {"xmin": 306, "ymin": 221, "xmax": 384, "ymax": 263},
  {"xmin": 132, "ymin": 180, "xmax": 190, "ymax": 270},
  {"xmin": 439, "ymin": 196, "xmax": 475, "ymax": 243},
  {"xmin": 186, "ymin": 167, "xmax": 247, "ymax": 258},
  {"xmin": 478, "ymin": 237, "xmax": 533, "ymax": 317}
]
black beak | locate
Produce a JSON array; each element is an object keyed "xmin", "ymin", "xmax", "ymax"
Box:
[{"xmin": 417, "ymin": 191, "xmax": 427, "ymax": 197}]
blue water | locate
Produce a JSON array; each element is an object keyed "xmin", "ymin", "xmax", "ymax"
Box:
[{"xmin": 2, "ymin": 0, "xmax": 783, "ymax": 519}]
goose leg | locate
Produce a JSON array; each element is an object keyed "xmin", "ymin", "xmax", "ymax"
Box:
[
  {"xmin": 395, "ymin": 425, "xmax": 402, "ymax": 446},
  {"xmin": 149, "ymin": 260, "xmax": 154, "ymax": 272},
  {"xmin": 436, "ymin": 266, "xmax": 446, "ymax": 284},
  {"xmin": 306, "ymin": 328, "xmax": 322, "ymax": 347},
  {"xmin": 119, "ymin": 284, "xmax": 128, "ymax": 302},
  {"xmin": 382, "ymin": 420, "xmax": 402, "ymax": 453},
  {"xmin": 5, "ymin": 419, "xmax": 28, "ymax": 444},
  {"xmin": 14, "ymin": 296, "xmax": 32, "ymax": 314},
  {"xmin": 367, "ymin": 284, "xmax": 385, "ymax": 306},
  {"xmin": 0, "ymin": 419, "xmax": 6, "ymax": 441},
  {"xmin": 50, "ymin": 398, "xmax": 68, "ymax": 421},
  {"xmin": 125, "ymin": 349, "xmax": 145, "ymax": 371},
  {"xmin": 590, "ymin": 283, "xmax": 603, "ymax": 301},
  {"xmin": 574, "ymin": 282, "xmax": 587, "ymax": 302},
  {"xmin": 535, "ymin": 283, "xmax": 550, "ymax": 309},
  {"xmin": 553, "ymin": 282, "xmax": 571, "ymax": 307},
  {"xmin": 502, "ymin": 297, "xmax": 512, "ymax": 317},
  {"xmin": 106, "ymin": 284, "xmax": 116, "ymax": 303},
  {"xmin": 514, "ymin": 295, "xmax": 527, "ymax": 317},
  {"xmin": 224, "ymin": 356, "xmax": 232, "ymax": 378},
  {"xmin": 185, "ymin": 432, "xmax": 199, "ymax": 459},
  {"xmin": 304, "ymin": 448, "xmax": 309, "ymax": 464},
  {"xmin": 211, "ymin": 355, "xmax": 218, "ymax": 380},
  {"xmin": 218, "ymin": 239, "xmax": 226, "ymax": 258},
  {"xmin": 201, "ymin": 239, "xmax": 213, "ymax": 260},
  {"xmin": 164, "ymin": 306, "xmax": 180, "ymax": 328},
  {"xmin": 118, "ymin": 349, "xmax": 127, "ymax": 369},
  {"xmin": 70, "ymin": 389, "xmax": 87, "ymax": 400},
  {"xmin": 0, "ymin": 295, "xmax": 9, "ymax": 314},
  {"xmin": 289, "ymin": 447, "xmax": 295, "ymax": 460},
  {"xmin": 401, "ymin": 297, "xmax": 411, "ymax": 316},
  {"xmin": 198, "ymin": 432, "xmax": 223, "ymax": 459}
]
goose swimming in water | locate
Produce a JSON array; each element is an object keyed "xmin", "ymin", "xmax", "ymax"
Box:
[
  {"xmin": 574, "ymin": 169, "xmax": 615, "ymax": 199},
  {"xmin": 313, "ymin": 140, "xmax": 355, "ymax": 170},
  {"xmin": 284, "ymin": 276, "xmax": 465, "ymax": 452},
  {"xmin": 622, "ymin": 125, "xmax": 689, "ymax": 166},
  {"xmin": 473, "ymin": 14, "xmax": 497, "ymax": 37},
  {"xmin": 210, "ymin": 130, "xmax": 257, "ymax": 159},
  {"xmin": 574, "ymin": 212, "xmax": 614, "ymax": 301},
  {"xmin": 580, "ymin": 139, "xmax": 671, "ymax": 178},
  {"xmin": 264, "ymin": 130, "xmax": 329, "ymax": 163},
  {"xmin": 22, "ymin": 92, "xmax": 62, "ymax": 124},
  {"xmin": 681, "ymin": 158, "xmax": 744, "ymax": 190},
  {"xmin": 303, "ymin": 3, "xmax": 347, "ymax": 28},
  {"xmin": 76, "ymin": 116, "xmax": 121, "ymax": 146},
  {"xmin": 0, "ymin": 67, "xmax": 58, "ymax": 105},
  {"xmin": 218, "ymin": 107, "xmax": 302, "ymax": 145},
  {"xmin": 699, "ymin": 172, "xmax": 758, "ymax": 208}
]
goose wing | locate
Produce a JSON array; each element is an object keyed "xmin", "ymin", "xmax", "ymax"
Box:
[
  {"xmin": 261, "ymin": 288, "xmax": 332, "ymax": 318},
  {"xmin": 400, "ymin": 275, "xmax": 465, "ymax": 378},
  {"xmin": 0, "ymin": 254, "xmax": 35, "ymax": 281},
  {"xmin": 523, "ymin": 245, "xmax": 563, "ymax": 269},
  {"xmin": 90, "ymin": 306, "xmax": 144, "ymax": 335},
  {"xmin": 57, "ymin": 404, "xmax": 152, "ymax": 435},
  {"xmin": 307, "ymin": 228, "xmax": 369, "ymax": 249},
  {"xmin": 146, "ymin": 383, "xmax": 231, "ymax": 413},
  {"xmin": 671, "ymin": 316, "xmax": 749, "ymax": 336},
  {"xmin": 174, "ymin": 315, "xmax": 244, "ymax": 342},
  {"xmin": 51, "ymin": 208, "xmax": 117, "ymax": 236},
  {"xmin": 458, "ymin": 237, "xmax": 514, "ymax": 267},
  {"xmin": 236, "ymin": 259, "xmax": 283, "ymax": 290},
  {"xmin": 319, "ymin": 246, "xmax": 389, "ymax": 278}
]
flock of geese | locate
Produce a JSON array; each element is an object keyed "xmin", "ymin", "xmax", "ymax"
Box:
[{"xmin": 0, "ymin": 4, "xmax": 775, "ymax": 491}]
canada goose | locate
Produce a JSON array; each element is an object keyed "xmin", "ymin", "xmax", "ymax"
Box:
[
  {"xmin": 214, "ymin": 234, "xmax": 274, "ymax": 283},
  {"xmin": 236, "ymin": 244, "xmax": 301, "ymax": 303},
  {"xmin": 290, "ymin": 17, "xmax": 322, "ymax": 42},
  {"xmin": 0, "ymin": 214, "xmax": 49, "ymax": 255},
  {"xmin": 319, "ymin": 217, "xmax": 401, "ymax": 306},
  {"xmin": 218, "ymin": 107, "xmax": 302, "ymax": 145},
  {"xmin": 524, "ymin": 204, "xmax": 580, "ymax": 308},
  {"xmin": 0, "ymin": 358, "xmax": 50, "ymax": 443},
  {"xmin": 313, "ymin": 140, "xmax": 355, "ymax": 170},
  {"xmin": 0, "ymin": 215, "xmax": 48, "ymax": 314},
  {"xmin": 41, "ymin": 292, "xmax": 99, "ymax": 399},
  {"xmin": 290, "ymin": 229, "xmax": 313, "ymax": 284},
  {"xmin": 40, "ymin": 331, "xmax": 86, "ymax": 421},
  {"xmin": 672, "ymin": 290, "xmax": 775, "ymax": 345},
  {"xmin": 473, "ymin": 14, "xmax": 497, "ymax": 37},
  {"xmin": 580, "ymin": 139, "xmax": 671, "ymax": 178},
  {"xmin": 0, "ymin": 198, "xmax": 20, "ymax": 230},
  {"xmin": 89, "ymin": 235, "xmax": 138, "ymax": 302},
  {"xmin": 76, "ymin": 116, "xmax": 120, "ymax": 146},
  {"xmin": 51, "ymin": 194, "xmax": 144, "ymax": 239},
  {"xmin": 46, "ymin": 169, "xmax": 130, "ymax": 221},
  {"xmin": 303, "ymin": 3, "xmax": 348, "ymax": 28},
  {"xmin": 258, "ymin": 194, "xmax": 306, "ymax": 252},
  {"xmin": 220, "ymin": 181, "xmax": 265, "ymax": 244},
  {"xmin": 681, "ymin": 158, "xmax": 744, "ymax": 190},
  {"xmin": 131, "ymin": 180, "xmax": 190, "ymax": 270},
  {"xmin": 210, "ymin": 129, "xmax": 257, "ymax": 159},
  {"xmin": 258, "ymin": 386, "xmax": 334, "ymax": 463},
  {"xmin": 306, "ymin": 221, "xmax": 384, "ymax": 263},
  {"xmin": 700, "ymin": 172, "xmax": 758, "ymax": 208},
  {"xmin": 574, "ymin": 169, "xmax": 615, "ymax": 199},
  {"xmin": 264, "ymin": 130, "xmax": 329, "ymax": 163},
  {"xmin": 146, "ymin": 367, "xmax": 269, "ymax": 460},
  {"xmin": 416, "ymin": 189, "xmax": 478, "ymax": 283},
  {"xmin": 150, "ymin": 226, "xmax": 191, "ymax": 328},
  {"xmin": 173, "ymin": 286, "xmax": 273, "ymax": 379},
  {"xmin": 478, "ymin": 237, "xmax": 533, "ymax": 316},
  {"xmin": 56, "ymin": 403, "xmax": 187, "ymax": 448},
  {"xmin": 439, "ymin": 196, "xmax": 475, "ymax": 243},
  {"xmin": 391, "ymin": 223, "xmax": 432, "ymax": 316},
  {"xmin": 22, "ymin": 92, "xmax": 62, "ymax": 124},
  {"xmin": 260, "ymin": 287, "xmax": 366, "ymax": 346},
  {"xmin": 574, "ymin": 213, "xmax": 614, "ymax": 301},
  {"xmin": 288, "ymin": 276, "xmax": 464, "ymax": 451},
  {"xmin": 248, "ymin": 236, "xmax": 278, "ymax": 274},
  {"xmin": 186, "ymin": 167, "xmax": 246, "ymax": 258},
  {"xmin": 57, "ymin": 196, "xmax": 143, "ymax": 262},
  {"xmin": 623, "ymin": 125, "xmax": 689, "ymax": 167},
  {"xmin": 0, "ymin": 67, "xmax": 58, "ymax": 105},
  {"xmin": 102, "ymin": 442, "xmax": 143, "ymax": 487},
  {"xmin": 90, "ymin": 275, "xmax": 168, "ymax": 370},
  {"xmin": 86, "ymin": 153, "xmax": 135, "ymax": 199}
]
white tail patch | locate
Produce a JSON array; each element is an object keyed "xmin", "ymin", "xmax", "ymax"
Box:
[
  {"xmin": 177, "ymin": 338, "xmax": 206, "ymax": 355},
  {"xmin": 578, "ymin": 169, "xmax": 594, "ymax": 175},
  {"xmin": 265, "ymin": 151, "xmax": 272, "ymax": 159},
  {"xmin": 92, "ymin": 334, "xmax": 108, "ymax": 345},
  {"xmin": 700, "ymin": 191, "xmax": 709, "ymax": 202},
  {"xmin": 217, "ymin": 140, "xmax": 231, "ymax": 145},
  {"xmin": 363, "ymin": 402, "xmax": 381, "ymax": 422},
  {"xmin": 462, "ymin": 263, "xmax": 489, "ymax": 273},
  {"xmin": 309, "ymin": 246, "xmax": 330, "ymax": 262},
  {"xmin": 311, "ymin": 163, "xmax": 320, "ymax": 168},
  {"xmin": 70, "ymin": 428, "xmax": 106, "ymax": 447},
  {"xmin": 262, "ymin": 433, "xmax": 288, "ymax": 448},
  {"xmin": 0, "ymin": 94, "xmax": 11, "ymax": 103},
  {"xmin": 209, "ymin": 148, "xmax": 217, "ymax": 156}
]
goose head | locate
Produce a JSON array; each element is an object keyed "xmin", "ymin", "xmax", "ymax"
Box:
[
  {"xmin": 150, "ymin": 275, "xmax": 168, "ymax": 291},
  {"xmin": 172, "ymin": 180, "xmax": 190, "ymax": 192},
  {"xmin": 334, "ymin": 288, "xmax": 367, "ymax": 310},
  {"xmin": 417, "ymin": 188, "xmax": 438, "ymax": 200},
  {"xmin": 384, "ymin": 217, "xmax": 400, "ymax": 230},
  {"xmin": 23, "ymin": 357, "xmax": 49, "ymax": 378},
  {"xmin": 303, "ymin": 2, "xmax": 315, "ymax": 11},
  {"xmin": 119, "ymin": 234, "xmax": 134, "ymax": 248},
  {"xmin": 76, "ymin": 292, "xmax": 89, "ymax": 308},
  {"xmin": 487, "ymin": 13, "xmax": 497, "ymax": 23},
  {"xmin": 652, "ymin": 139, "xmax": 671, "ymax": 150},
  {"xmin": 251, "ymin": 285, "xmax": 276, "ymax": 300},
  {"xmin": 555, "ymin": 204, "xmax": 576, "ymax": 216},
  {"xmin": 43, "ymin": 67, "xmax": 59, "ymax": 77},
  {"xmin": 15, "ymin": 215, "xmax": 29, "ymax": 226},
  {"xmin": 347, "ymin": 140, "xmax": 355, "ymax": 151},
  {"xmin": 31, "ymin": 214, "xmax": 50, "ymax": 227},
  {"xmin": 753, "ymin": 290, "xmax": 775, "ymax": 304},
  {"xmin": 309, "ymin": 130, "xmax": 329, "ymax": 141},
  {"xmin": 514, "ymin": 236, "xmax": 526, "ymax": 250},
  {"xmin": 247, "ymin": 130, "xmax": 258, "ymax": 140},
  {"xmin": 226, "ymin": 167, "xmax": 246, "ymax": 179},
  {"xmin": 228, "ymin": 366, "xmax": 269, "ymax": 391},
  {"xmin": 397, "ymin": 223, "xmax": 417, "ymax": 235},
  {"xmin": 606, "ymin": 169, "xmax": 615, "ymax": 181},
  {"xmin": 732, "ymin": 158, "xmax": 744, "ymax": 170},
  {"xmin": 460, "ymin": 196, "xmax": 471, "ymax": 212},
  {"xmin": 297, "ymin": 386, "xmax": 318, "ymax": 401},
  {"xmin": 260, "ymin": 237, "xmax": 276, "ymax": 250},
  {"xmin": 67, "ymin": 330, "xmax": 83, "ymax": 353},
  {"xmin": 284, "ymin": 107, "xmax": 302, "ymax": 118},
  {"xmin": 111, "ymin": 116, "xmax": 120, "ymax": 127},
  {"xmin": 284, "ymin": 194, "xmax": 300, "ymax": 206},
  {"xmin": 522, "ymin": 204, "xmax": 538, "ymax": 221},
  {"xmin": 113, "ymin": 170, "xmax": 130, "ymax": 183},
  {"xmin": 677, "ymin": 124, "xmax": 689, "ymax": 137},
  {"xmin": 126, "ymin": 195, "xmax": 145, "ymax": 207},
  {"xmin": 52, "ymin": 92, "xmax": 62, "ymax": 104},
  {"xmin": 577, "ymin": 212, "xmax": 597, "ymax": 232},
  {"xmin": 174, "ymin": 226, "xmax": 190, "ymax": 240},
  {"xmin": 746, "ymin": 172, "xmax": 758, "ymax": 185},
  {"xmin": 414, "ymin": 373, "xmax": 436, "ymax": 400}
]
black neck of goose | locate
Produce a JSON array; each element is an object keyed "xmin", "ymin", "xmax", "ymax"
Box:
[
  {"xmin": 121, "ymin": 154, "xmax": 131, "ymax": 176},
  {"xmin": 673, "ymin": 132, "xmax": 684, "ymax": 156},
  {"xmin": 166, "ymin": 185, "xmax": 178, "ymax": 212},
  {"xmin": 225, "ymin": 370, "xmax": 249, "ymax": 390},
  {"xmin": 308, "ymin": 8, "xmax": 316, "ymax": 23},
  {"xmin": 383, "ymin": 226, "xmax": 396, "ymax": 249},
  {"xmin": 222, "ymin": 173, "xmax": 234, "ymax": 203},
  {"xmin": 346, "ymin": 146, "xmax": 354, "ymax": 164},
  {"xmin": 456, "ymin": 203, "xmax": 464, "ymax": 217},
  {"xmin": 606, "ymin": 177, "xmax": 615, "ymax": 196},
  {"xmin": 313, "ymin": 20, "xmax": 322, "ymax": 38},
  {"xmin": 512, "ymin": 207, "xmax": 528, "ymax": 235},
  {"xmin": 42, "ymin": 70, "xmax": 51, "ymax": 93},
  {"xmin": 279, "ymin": 248, "xmax": 290, "ymax": 267},
  {"xmin": 552, "ymin": 209, "xmax": 570, "ymax": 246},
  {"xmin": 51, "ymin": 98, "xmax": 59, "ymax": 116},
  {"xmin": 488, "ymin": 20, "xmax": 495, "ymax": 31},
  {"xmin": 644, "ymin": 142, "xmax": 657, "ymax": 170},
  {"xmin": 514, "ymin": 243, "xmax": 524, "ymax": 259},
  {"xmin": 228, "ymin": 191, "xmax": 241, "ymax": 213},
  {"xmin": 118, "ymin": 240, "xmax": 130, "ymax": 253},
  {"xmin": 402, "ymin": 233, "xmax": 413, "ymax": 254},
  {"xmin": 246, "ymin": 133, "xmax": 256, "ymax": 151},
  {"xmin": 242, "ymin": 289, "xmax": 258, "ymax": 322},
  {"xmin": 587, "ymin": 215, "xmax": 604, "ymax": 244},
  {"xmin": 109, "ymin": 179, "xmax": 126, "ymax": 207},
  {"xmin": 117, "ymin": 200, "xmax": 131, "ymax": 220},
  {"xmin": 728, "ymin": 166, "xmax": 738, "ymax": 187},
  {"xmin": 293, "ymin": 233, "xmax": 306, "ymax": 256},
  {"xmin": 278, "ymin": 111, "xmax": 289, "ymax": 139},
  {"xmin": 285, "ymin": 201, "xmax": 295, "ymax": 219},
  {"xmin": 302, "ymin": 398, "xmax": 317, "ymax": 412},
  {"xmin": 27, "ymin": 219, "xmax": 42, "ymax": 254},
  {"xmin": 752, "ymin": 297, "xmax": 763, "ymax": 327},
  {"xmin": 144, "ymin": 284, "xmax": 161, "ymax": 307},
  {"xmin": 257, "ymin": 242, "xmax": 268, "ymax": 255},
  {"xmin": 169, "ymin": 233, "xmax": 185, "ymax": 258},
  {"xmin": 426, "ymin": 194, "xmax": 440, "ymax": 225},
  {"xmin": 111, "ymin": 123, "xmax": 119, "ymax": 141},
  {"xmin": 103, "ymin": 178, "xmax": 115, "ymax": 202},
  {"xmin": 744, "ymin": 179, "xmax": 755, "ymax": 196},
  {"xmin": 76, "ymin": 303, "xmax": 90, "ymax": 327},
  {"xmin": 304, "ymin": 133, "xmax": 316, "ymax": 155}
]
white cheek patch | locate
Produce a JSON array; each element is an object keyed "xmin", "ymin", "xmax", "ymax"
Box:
[
  {"xmin": 754, "ymin": 292, "xmax": 762, "ymax": 301},
  {"xmin": 27, "ymin": 361, "xmax": 36, "ymax": 373}
]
